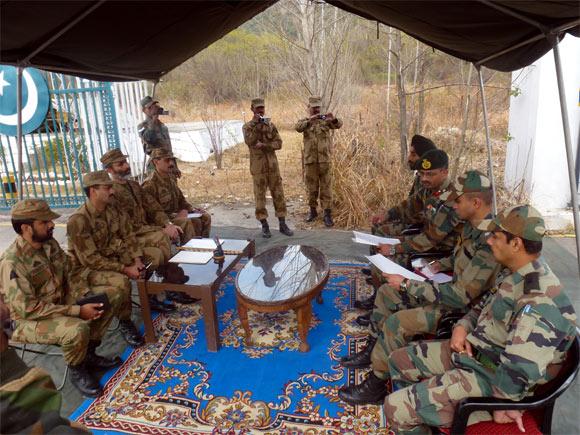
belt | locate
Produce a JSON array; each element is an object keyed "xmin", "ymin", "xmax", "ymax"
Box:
[{"xmin": 474, "ymin": 348, "xmax": 497, "ymax": 372}]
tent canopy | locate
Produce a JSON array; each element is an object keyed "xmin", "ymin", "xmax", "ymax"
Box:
[{"xmin": 1, "ymin": 1, "xmax": 579, "ymax": 81}]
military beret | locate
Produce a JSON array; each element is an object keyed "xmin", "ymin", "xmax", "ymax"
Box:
[
  {"xmin": 309, "ymin": 96, "xmax": 322, "ymax": 108},
  {"xmin": 417, "ymin": 149, "xmax": 449, "ymax": 171},
  {"xmin": 251, "ymin": 97, "xmax": 265, "ymax": 108},
  {"xmin": 440, "ymin": 170, "xmax": 491, "ymax": 202},
  {"xmin": 83, "ymin": 170, "xmax": 113, "ymax": 188},
  {"xmin": 140, "ymin": 96, "xmax": 158, "ymax": 109},
  {"xmin": 100, "ymin": 148, "xmax": 128, "ymax": 167},
  {"xmin": 11, "ymin": 199, "xmax": 60, "ymax": 221},
  {"xmin": 150, "ymin": 148, "xmax": 176, "ymax": 160},
  {"xmin": 477, "ymin": 204, "xmax": 546, "ymax": 242},
  {"xmin": 410, "ymin": 134, "xmax": 437, "ymax": 157}
]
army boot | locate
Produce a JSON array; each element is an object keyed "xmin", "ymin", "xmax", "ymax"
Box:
[
  {"xmin": 69, "ymin": 361, "xmax": 102, "ymax": 397},
  {"xmin": 85, "ymin": 341, "xmax": 122, "ymax": 370},
  {"xmin": 305, "ymin": 207, "xmax": 318, "ymax": 222},
  {"xmin": 119, "ymin": 319, "xmax": 145, "ymax": 347},
  {"xmin": 260, "ymin": 219, "xmax": 272, "ymax": 238},
  {"xmin": 323, "ymin": 209, "xmax": 334, "ymax": 227},
  {"xmin": 278, "ymin": 218, "xmax": 294, "ymax": 236},
  {"xmin": 338, "ymin": 372, "xmax": 388, "ymax": 405},
  {"xmin": 340, "ymin": 336, "xmax": 376, "ymax": 369}
]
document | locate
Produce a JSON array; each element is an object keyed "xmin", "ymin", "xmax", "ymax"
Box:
[
  {"xmin": 181, "ymin": 238, "xmax": 249, "ymax": 254},
  {"xmin": 411, "ymin": 258, "xmax": 454, "ymax": 283},
  {"xmin": 352, "ymin": 231, "xmax": 400, "ymax": 246},
  {"xmin": 169, "ymin": 251, "xmax": 212, "ymax": 265},
  {"xmin": 187, "ymin": 212, "xmax": 203, "ymax": 219},
  {"xmin": 366, "ymin": 254, "xmax": 425, "ymax": 282}
]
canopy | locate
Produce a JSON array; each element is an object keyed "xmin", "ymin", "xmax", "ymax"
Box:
[{"xmin": 1, "ymin": 1, "xmax": 579, "ymax": 81}]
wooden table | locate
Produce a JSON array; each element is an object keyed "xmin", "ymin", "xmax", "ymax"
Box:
[
  {"xmin": 234, "ymin": 245, "xmax": 329, "ymax": 352},
  {"xmin": 137, "ymin": 240, "xmax": 255, "ymax": 351}
]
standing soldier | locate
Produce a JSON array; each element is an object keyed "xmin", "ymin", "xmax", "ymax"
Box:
[
  {"xmin": 242, "ymin": 97, "xmax": 293, "ymax": 238},
  {"xmin": 0, "ymin": 199, "xmax": 124, "ymax": 397},
  {"xmin": 295, "ymin": 96, "xmax": 342, "ymax": 227}
]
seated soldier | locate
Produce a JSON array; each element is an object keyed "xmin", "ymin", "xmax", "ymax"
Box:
[
  {"xmin": 67, "ymin": 171, "xmax": 145, "ymax": 348},
  {"xmin": 0, "ymin": 299, "xmax": 91, "ymax": 433},
  {"xmin": 339, "ymin": 170, "xmax": 503, "ymax": 405},
  {"xmin": 142, "ymin": 148, "xmax": 211, "ymax": 243},
  {"xmin": 383, "ymin": 204, "xmax": 577, "ymax": 433},
  {"xmin": 0, "ymin": 199, "xmax": 123, "ymax": 397}
]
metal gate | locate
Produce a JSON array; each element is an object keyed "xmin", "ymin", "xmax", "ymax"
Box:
[{"xmin": 0, "ymin": 72, "xmax": 123, "ymax": 209}]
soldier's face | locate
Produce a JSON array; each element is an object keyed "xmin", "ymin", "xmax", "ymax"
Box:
[
  {"xmin": 110, "ymin": 160, "xmax": 131, "ymax": 179},
  {"xmin": 30, "ymin": 220, "xmax": 55, "ymax": 243},
  {"xmin": 92, "ymin": 184, "xmax": 114, "ymax": 203},
  {"xmin": 252, "ymin": 105, "xmax": 265, "ymax": 117},
  {"xmin": 155, "ymin": 157, "xmax": 175, "ymax": 174},
  {"xmin": 407, "ymin": 146, "xmax": 419, "ymax": 169},
  {"xmin": 309, "ymin": 106, "xmax": 321, "ymax": 116},
  {"xmin": 453, "ymin": 194, "xmax": 475, "ymax": 220},
  {"xmin": 420, "ymin": 168, "xmax": 447, "ymax": 189},
  {"xmin": 487, "ymin": 230, "xmax": 513, "ymax": 265},
  {"xmin": 144, "ymin": 102, "xmax": 160, "ymax": 117}
]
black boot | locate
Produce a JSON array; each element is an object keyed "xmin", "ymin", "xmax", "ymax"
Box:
[
  {"xmin": 69, "ymin": 361, "xmax": 102, "ymax": 397},
  {"xmin": 323, "ymin": 209, "xmax": 334, "ymax": 227},
  {"xmin": 354, "ymin": 288, "xmax": 377, "ymax": 311},
  {"xmin": 148, "ymin": 296, "xmax": 177, "ymax": 313},
  {"xmin": 166, "ymin": 291, "xmax": 199, "ymax": 304},
  {"xmin": 119, "ymin": 319, "xmax": 144, "ymax": 347},
  {"xmin": 260, "ymin": 219, "xmax": 272, "ymax": 238},
  {"xmin": 305, "ymin": 207, "xmax": 318, "ymax": 222},
  {"xmin": 338, "ymin": 372, "xmax": 389, "ymax": 405},
  {"xmin": 356, "ymin": 312, "xmax": 371, "ymax": 327},
  {"xmin": 340, "ymin": 336, "xmax": 376, "ymax": 368},
  {"xmin": 85, "ymin": 341, "xmax": 122, "ymax": 370},
  {"xmin": 279, "ymin": 218, "xmax": 294, "ymax": 236}
]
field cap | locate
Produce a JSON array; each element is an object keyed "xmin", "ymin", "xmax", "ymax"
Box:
[
  {"xmin": 309, "ymin": 96, "xmax": 322, "ymax": 108},
  {"xmin": 150, "ymin": 148, "xmax": 175, "ymax": 160},
  {"xmin": 477, "ymin": 204, "xmax": 546, "ymax": 242},
  {"xmin": 83, "ymin": 170, "xmax": 113, "ymax": 188},
  {"xmin": 251, "ymin": 98, "xmax": 265, "ymax": 108},
  {"xmin": 140, "ymin": 96, "xmax": 158, "ymax": 109},
  {"xmin": 101, "ymin": 148, "xmax": 128, "ymax": 167},
  {"xmin": 11, "ymin": 199, "xmax": 60, "ymax": 221},
  {"xmin": 440, "ymin": 170, "xmax": 491, "ymax": 202}
]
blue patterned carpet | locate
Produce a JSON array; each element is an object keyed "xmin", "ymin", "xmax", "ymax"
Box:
[{"xmin": 70, "ymin": 262, "xmax": 387, "ymax": 434}]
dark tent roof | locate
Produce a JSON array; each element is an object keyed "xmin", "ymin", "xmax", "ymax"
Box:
[{"xmin": 1, "ymin": 1, "xmax": 579, "ymax": 81}]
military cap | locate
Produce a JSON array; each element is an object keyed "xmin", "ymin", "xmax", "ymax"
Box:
[
  {"xmin": 100, "ymin": 148, "xmax": 128, "ymax": 167},
  {"xmin": 11, "ymin": 199, "xmax": 60, "ymax": 221},
  {"xmin": 251, "ymin": 98, "xmax": 265, "ymax": 108},
  {"xmin": 150, "ymin": 148, "xmax": 176, "ymax": 160},
  {"xmin": 417, "ymin": 149, "xmax": 449, "ymax": 171},
  {"xmin": 440, "ymin": 169, "xmax": 491, "ymax": 202},
  {"xmin": 478, "ymin": 204, "xmax": 545, "ymax": 242},
  {"xmin": 410, "ymin": 134, "xmax": 436, "ymax": 157},
  {"xmin": 309, "ymin": 96, "xmax": 322, "ymax": 108},
  {"xmin": 140, "ymin": 96, "xmax": 158, "ymax": 109},
  {"xmin": 83, "ymin": 170, "xmax": 113, "ymax": 188}
]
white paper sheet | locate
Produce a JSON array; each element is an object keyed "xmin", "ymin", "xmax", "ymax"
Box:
[
  {"xmin": 410, "ymin": 258, "xmax": 453, "ymax": 283},
  {"xmin": 352, "ymin": 231, "xmax": 400, "ymax": 246},
  {"xmin": 366, "ymin": 254, "xmax": 426, "ymax": 282},
  {"xmin": 169, "ymin": 251, "xmax": 213, "ymax": 264},
  {"xmin": 187, "ymin": 212, "xmax": 203, "ymax": 219},
  {"xmin": 181, "ymin": 238, "xmax": 249, "ymax": 253}
]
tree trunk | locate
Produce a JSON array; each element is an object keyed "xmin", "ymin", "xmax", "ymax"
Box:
[{"xmin": 394, "ymin": 31, "xmax": 407, "ymax": 164}]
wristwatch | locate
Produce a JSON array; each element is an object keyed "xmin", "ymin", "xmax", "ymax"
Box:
[{"xmin": 389, "ymin": 245, "xmax": 397, "ymax": 256}]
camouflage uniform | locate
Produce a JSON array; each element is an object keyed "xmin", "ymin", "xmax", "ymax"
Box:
[
  {"xmin": 138, "ymin": 115, "xmax": 172, "ymax": 155},
  {"xmin": 384, "ymin": 206, "xmax": 578, "ymax": 433},
  {"xmin": 242, "ymin": 101, "xmax": 287, "ymax": 220}
]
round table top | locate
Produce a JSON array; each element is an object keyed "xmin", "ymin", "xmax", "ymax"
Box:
[{"xmin": 235, "ymin": 245, "xmax": 329, "ymax": 304}]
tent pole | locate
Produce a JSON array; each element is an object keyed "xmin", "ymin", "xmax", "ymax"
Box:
[
  {"xmin": 551, "ymin": 38, "xmax": 580, "ymax": 276},
  {"xmin": 475, "ymin": 65, "xmax": 497, "ymax": 214},
  {"xmin": 16, "ymin": 66, "xmax": 23, "ymax": 200}
]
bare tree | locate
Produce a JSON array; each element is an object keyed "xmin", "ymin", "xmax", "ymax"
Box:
[{"xmin": 200, "ymin": 108, "xmax": 226, "ymax": 170}]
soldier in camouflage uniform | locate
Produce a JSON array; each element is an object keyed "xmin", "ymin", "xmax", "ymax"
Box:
[
  {"xmin": 295, "ymin": 96, "xmax": 343, "ymax": 227},
  {"xmin": 142, "ymin": 148, "xmax": 212, "ymax": 242},
  {"xmin": 67, "ymin": 171, "xmax": 145, "ymax": 348},
  {"xmin": 339, "ymin": 171, "xmax": 502, "ymax": 405},
  {"xmin": 242, "ymin": 97, "xmax": 293, "ymax": 238},
  {"xmin": 384, "ymin": 205, "xmax": 577, "ymax": 433},
  {"xmin": 0, "ymin": 199, "xmax": 123, "ymax": 397}
]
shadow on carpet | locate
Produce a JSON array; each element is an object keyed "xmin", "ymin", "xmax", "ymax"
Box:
[{"xmin": 70, "ymin": 262, "xmax": 389, "ymax": 434}]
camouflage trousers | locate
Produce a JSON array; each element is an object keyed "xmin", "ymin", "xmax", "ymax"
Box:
[
  {"xmin": 136, "ymin": 229, "xmax": 171, "ymax": 267},
  {"xmin": 11, "ymin": 285, "xmax": 123, "ymax": 366},
  {"xmin": 252, "ymin": 173, "xmax": 287, "ymax": 220},
  {"xmin": 304, "ymin": 162, "xmax": 332, "ymax": 209},
  {"xmin": 87, "ymin": 270, "xmax": 132, "ymax": 321},
  {"xmin": 173, "ymin": 211, "xmax": 212, "ymax": 244},
  {"xmin": 385, "ymin": 340, "xmax": 493, "ymax": 433}
]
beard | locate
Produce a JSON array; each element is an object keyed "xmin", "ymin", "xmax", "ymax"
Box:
[
  {"xmin": 32, "ymin": 227, "xmax": 53, "ymax": 243},
  {"xmin": 112, "ymin": 167, "xmax": 131, "ymax": 180}
]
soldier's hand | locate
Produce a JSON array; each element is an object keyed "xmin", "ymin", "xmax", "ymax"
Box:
[
  {"xmin": 427, "ymin": 261, "xmax": 441, "ymax": 274},
  {"xmin": 382, "ymin": 273, "xmax": 404, "ymax": 290},
  {"xmin": 123, "ymin": 264, "xmax": 142, "ymax": 280},
  {"xmin": 378, "ymin": 243, "xmax": 394, "ymax": 256},
  {"xmin": 254, "ymin": 142, "xmax": 265, "ymax": 149},
  {"xmin": 163, "ymin": 223, "xmax": 182, "ymax": 241},
  {"xmin": 371, "ymin": 213, "xmax": 383, "ymax": 225},
  {"xmin": 80, "ymin": 303, "xmax": 104, "ymax": 321},
  {"xmin": 493, "ymin": 410, "xmax": 525, "ymax": 432},
  {"xmin": 326, "ymin": 112, "xmax": 335, "ymax": 120},
  {"xmin": 450, "ymin": 325, "xmax": 473, "ymax": 357},
  {"xmin": 176, "ymin": 209, "xmax": 189, "ymax": 219}
]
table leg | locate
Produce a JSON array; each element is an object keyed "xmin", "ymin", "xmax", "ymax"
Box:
[
  {"xmin": 296, "ymin": 303, "xmax": 312, "ymax": 352},
  {"xmin": 137, "ymin": 280, "xmax": 156, "ymax": 343},
  {"xmin": 316, "ymin": 291, "xmax": 323, "ymax": 304},
  {"xmin": 201, "ymin": 286, "xmax": 220, "ymax": 352},
  {"xmin": 237, "ymin": 300, "xmax": 252, "ymax": 346}
]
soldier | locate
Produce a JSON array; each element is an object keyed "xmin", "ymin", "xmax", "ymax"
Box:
[
  {"xmin": 242, "ymin": 97, "xmax": 293, "ymax": 238},
  {"xmin": 67, "ymin": 170, "xmax": 145, "ymax": 348},
  {"xmin": 384, "ymin": 205, "xmax": 577, "ymax": 433},
  {"xmin": 338, "ymin": 170, "xmax": 502, "ymax": 405},
  {"xmin": 138, "ymin": 95, "xmax": 181, "ymax": 177},
  {"xmin": 295, "ymin": 96, "xmax": 343, "ymax": 227},
  {"xmin": 0, "ymin": 199, "xmax": 123, "ymax": 397},
  {"xmin": 142, "ymin": 148, "xmax": 212, "ymax": 243}
]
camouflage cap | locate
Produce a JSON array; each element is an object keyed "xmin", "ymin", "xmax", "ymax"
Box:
[
  {"xmin": 251, "ymin": 97, "xmax": 265, "ymax": 108},
  {"xmin": 83, "ymin": 170, "xmax": 113, "ymax": 188},
  {"xmin": 140, "ymin": 96, "xmax": 158, "ymax": 109},
  {"xmin": 150, "ymin": 148, "xmax": 175, "ymax": 160},
  {"xmin": 100, "ymin": 148, "xmax": 128, "ymax": 167},
  {"xmin": 477, "ymin": 204, "xmax": 546, "ymax": 242},
  {"xmin": 410, "ymin": 134, "xmax": 436, "ymax": 157},
  {"xmin": 11, "ymin": 199, "xmax": 60, "ymax": 221},
  {"xmin": 417, "ymin": 149, "xmax": 449, "ymax": 171},
  {"xmin": 440, "ymin": 169, "xmax": 491, "ymax": 202},
  {"xmin": 309, "ymin": 96, "xmax": 322, "ymax": 108}
]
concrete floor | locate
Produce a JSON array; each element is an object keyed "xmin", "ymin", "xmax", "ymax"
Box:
[{"xmin": 1, "ymin": 208, "xmax": 579, "ymax": 433}]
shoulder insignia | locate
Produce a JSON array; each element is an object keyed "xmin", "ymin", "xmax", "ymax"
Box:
[
  {"xmin": 523, "ymin": 272, "xmax": 540, "ymax": 294},
  {"xmin": 9, "ymin": 270, "xmax": 17, "ymax": 280}
]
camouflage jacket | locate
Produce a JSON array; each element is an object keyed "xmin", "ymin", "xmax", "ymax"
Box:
[
  {"xmin": 0, "ymin": 236, "xmax": 81, "ymax": 320},
  {"xmin": 456, "ymin": 258, "xmax": 577, "ymax": 400},
  {"xmin": 111, "ymin": 179, "xmax": 169, "ymax": 232},
  {"xmin": 141, "ymin": 170, "xmax": 191, "ymax": 217},
  {"xmin": 242, "ymin": 119, "xmax": 282, "ymax": 176},
  {"xmin": 67, "ymin": 200, "xmax": 142, "ymax": 273},
  {"xmin": 406, "ymin": 217, "xmax": 502, "ymax": 310},
  {"xmin": 295, "ymin": 117, "xmax": 342, "ymax": 164},
  {"xmin": 384, "ymin": 173, "xmax": 426, "ymax": 225},
  {"xmin": 400, "ymin": 179, "xmax": 463, "ymax": 253},
  {"xmin": 138, "ymin": 116, "xmax": 171, "ymax": 155}
]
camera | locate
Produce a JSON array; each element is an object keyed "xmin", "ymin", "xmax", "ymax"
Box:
[
  {"xmin": 259, "ymin": 116, "xmax": 270, "ymax": 125},
  {"xmin": 318, "ymin": 114, "xmax": 327, "ymax": 120},
  {"xmin": 157, "ymin": 107, "xmax": 169, "ymax": 116}
]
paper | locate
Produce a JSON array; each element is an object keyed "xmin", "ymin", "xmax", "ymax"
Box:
[
  {"xmin": 187, "ymin": 212, "xmax": 203, "ymax": 219},
  {"xmin": 366, "ymin": 254, "xmax": 425, "ymax": 282},
  {"xmin": 410, "ymin": 258, "xmax": 453, "ymax": 283},
  {"xmin": 181, "ymin": 238, "xmax": 249, "ymax": 254},
  {"xmin": 352, "ymin": 231, "xmax": 400, "ymax": 246},
  {"xmin": 169, "ymin": 250, "xmax": 212, "ymax": 265}
]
